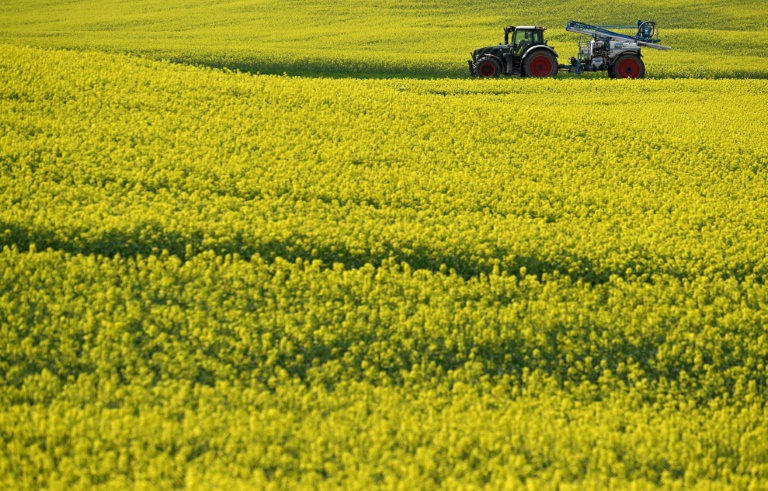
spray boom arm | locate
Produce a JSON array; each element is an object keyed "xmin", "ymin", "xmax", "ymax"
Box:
[{"xmin": 565, "ymin": 20, "xmax": 671, "ymax": 51}]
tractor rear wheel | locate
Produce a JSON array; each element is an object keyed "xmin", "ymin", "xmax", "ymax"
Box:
[
  {"xmin": 523, "ymin": 50, "xmax": 558, "ymax": 78},
  {"xmin": 475, "ymin": 57, "xmax": 502, "ymax": 78},
  {"xmin": 610, "ymin": 54, "xmax": 645, "ymax": 79}
]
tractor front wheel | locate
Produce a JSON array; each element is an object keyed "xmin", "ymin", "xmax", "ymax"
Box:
[
  {"xmin": 610, "ymin": 55, "xmax": 646, "ymax": 79},
  {"xmin": 523, "ymin": 50, "xmax": 558, "ymax": 78},
  {"xmin": 475, "ymin": 57, "xmax": 502, "ymax": 78}
]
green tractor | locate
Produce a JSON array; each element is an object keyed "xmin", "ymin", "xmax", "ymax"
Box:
[{"xmin": 469, "ymin": 26, "xmax": 559, "ymax": 78}]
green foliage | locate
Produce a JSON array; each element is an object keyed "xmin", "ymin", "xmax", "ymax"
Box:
[{"xmin": 2, "ymin": 42, "xmax": 768, "ymax": 489}]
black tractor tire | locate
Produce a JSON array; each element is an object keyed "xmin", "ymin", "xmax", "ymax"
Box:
[
  {"xmin": 523, "ymin": 49, "xmax": 558, "ymax": 78},
  {"xmin": 610, "ymin": 54, "xmax": 646, "ymax": 79},
  {"xmin": 475, "ymin": 56, "xmax": 502, "ymax": 78}
]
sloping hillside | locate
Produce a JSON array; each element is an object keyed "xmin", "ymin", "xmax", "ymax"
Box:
[
  {"xmin": 1, "ymin": 0, "xmax": 767, "ymax": 77},
  {"xmin": 2, "ymin": 43, "xmax": 768, "ymax": 489}
]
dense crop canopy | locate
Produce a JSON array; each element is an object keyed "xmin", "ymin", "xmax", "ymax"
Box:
[{"xmin": 1, "ymin": 42, "xmax": 768, "ymax": 489}]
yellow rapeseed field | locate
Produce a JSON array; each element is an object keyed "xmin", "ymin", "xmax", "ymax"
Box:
[
  {"xmin": 1, "ymin": 0, "xmax": 768, "ymax": 488},
  {"xmin": 2, "ymin": 0, "xmax": 767, "ymax": 78},
  {"xmin": 2, "ymin": 43, "xmax": 768, "ymax": 489}
]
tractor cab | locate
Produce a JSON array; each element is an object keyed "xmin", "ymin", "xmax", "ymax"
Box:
[
  {"xmin": 504, "ymin": 26, "xmax": 546, "ymax": 55},
  {"xmin": 470, "ymin": 25, "xmax": 558, "ymax": 78}
]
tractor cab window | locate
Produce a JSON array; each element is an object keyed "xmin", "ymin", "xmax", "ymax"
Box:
[
  {"xmin": 513, "ymin": 30, "xmax": 531, "ymax": 48},
  {"xmin": 513, "ymin": 29, "xmax": 543, "ymax": 54}
]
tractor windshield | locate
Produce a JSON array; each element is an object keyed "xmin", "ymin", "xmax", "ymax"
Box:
[{"xmin": 513, "ymin": 29, "xmax": 542, "ymax": 55}]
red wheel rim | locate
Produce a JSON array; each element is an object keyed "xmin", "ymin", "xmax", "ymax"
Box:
[
  {"xmin": 529, "ymin": 55, "xmax": 553, "ymax": 77},
  {"xmin": 617, "ymin": 58, "xmax": 641, "ymax": 78},
  {"xmin": 479, "ymin": 61, "xmax": 497, "ymax": 77}
]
